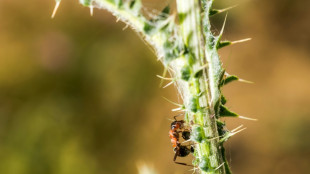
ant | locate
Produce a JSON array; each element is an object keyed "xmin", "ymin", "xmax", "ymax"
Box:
[{"xmin": 169, "ymin": 114, "xmax": 194, "ymax": 166}]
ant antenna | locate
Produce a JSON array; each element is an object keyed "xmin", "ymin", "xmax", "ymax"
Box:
[{"xmin": 173, "ymin": 113, "xmax": 184, "ymax": 120}]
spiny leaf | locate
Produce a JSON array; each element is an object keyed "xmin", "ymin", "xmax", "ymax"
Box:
[
  {"xmin": 219, "ymin": 105, "xmax": 257, "ymax": 120},
  {"xmin": 219, "ymin": 105, "xmax": 238, "ymax": 117},
  {"xmin": 199, "ymin": 157, "xmax": 224, "ymax": 172},
  {"xmin": 220, "ymin": 125, "xmax": 246, "ymax": 143},
  {"xmin": 220, "ymin": 74, "xmax": 253, "ymax": 86},
  {"xmin": 222, "ymin": 75, "xmax": 239, "ymax": 86},
  {"xmin": 181, "ymin": 65, "xmax": 191, "ymax": 81},
  {"xmin": 178, "ymin": 12, "xmax": 187, "ymax": 24},
  {"xmin": 217, "ymin": 120, "xmax": 228, "ymax": 137},
  {"xmin": 209, "ymin": 9, "xmax": 219, "ymax": 16},
  {"xmin": 79, "ymin": 0, "xmax": 91, "ymax": 6},
  {"xmin": 217, "ymin": 41, "xmax": 231, "ymax": 49},
  {"xmin": 217, "ymin": 38, "xmax": 252, "ymax": 49},
  {"xmin": 221, "ymin": 95, "xmax": 227, "ymax": 105},
  {"xmin": 219, "ymin": 69, "xmax": 226, "ymax": 83},
  {"xmin": 160, "ymin": 6, "xmax": 170, "ymax": 19},
  {"xmin": 209, "ymin": 5, "xmax": 238, "ymax": 16},
  {"xmin": 107, "ymin": 0, "xmax": 123, "ymax": 7},
  {"xmin": 215, "ymin": 14, "xmax": 228, "ymax": 47},
  {"xmin": 199, "ymin": 156, "xmax": 211, "ymax": 172},
  {"xmin": 129, "ymin": 0, "xmax": 142, "ymax": 14},
  {"xmin": 117, "ymin": 0, "xmax": 123, "ymax": 8},
  {"xmin": 143, "ymin": 21, "xmax": 155, "ymax": 34},
  {"xmin": 189, "ymin": 96, "xmax": 199, "ymax": 113},
  {"xmin": 194, "ymin": 69, "xmax": 203, "ymax": 78},
  {"xmin": 191, "ymin": 125, "xmax": 204, "ymax": 143}
]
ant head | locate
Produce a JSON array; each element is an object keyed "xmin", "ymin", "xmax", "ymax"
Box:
[
  {"xmin": 171, "ymin": 120, "xmax": 185, "ymax": 130},
  {"xmin": 170, "ymin": 121, "xmax": 177, "ymax": 129}
]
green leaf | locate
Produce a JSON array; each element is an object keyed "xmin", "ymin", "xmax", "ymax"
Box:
[
  {"xmin": 194, "ymin": 69, "xmax": 203, "ymax": 78},
  {"xmin": 129, "ymin": 0, "xmax": 142, "ymax": 14},
  {"xmin": 217, "ymin": 41, "xmax": 232, "ymax": 49},
  {"xmin": 189, "ymin": 96, "xmax": 198, "ymax": 113},
  {"xmin": 191, "ymin": 125, "xmax": 204, "ymax": 143},
  {"xmin": 181, "ymin": 65, "xmax": 191, "ymax": 81},
  {"xmin": 219, "ymin": 69, "xmax": 226, "ymax": 83},
  {"xmin": 199, "ymin": 156, "xmax": 211, "ymax": 172},
  {"xmin": 222, "ymin": 75, "xmax": 239, "ymax": 86},
  {"xmin": 217, "ymin": 120, "xmax": 227, "ymax": 137},
  {"xmin": 209, "ymin": 6, "xmax": 238, "ymax": 17},
  {"xmin": 219, "ymin": 105, "xmax": 238, "ymax": 117},
  {"xmin": 143, "ymin": 22, "xmax": 155, "ymax": 34},
  {"xmin": 221, "ymin": 95, "xmax": 227, "ymax": 105},
  {"xmin": 161, "ymin": 6, "xmax": 170, "ymax": 16},
  {"xmin": 209, "ymin": 9, "xmax": 219, "ymax": 16},
  {"xmin": 178, "ymin": 12, "xmax": 187, "ymax": 24},
  {"xmin": 79, "ymin": 0, "xmax": 91, "ymax": 6}
]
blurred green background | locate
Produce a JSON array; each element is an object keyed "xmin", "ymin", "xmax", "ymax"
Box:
[{"xmin": 0, "ymin": 0, "xmax": 309, "ymax": 173}]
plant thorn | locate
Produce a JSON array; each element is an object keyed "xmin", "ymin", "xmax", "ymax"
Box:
[
  {"xmin": 231, "ymin": 38, "xmax": 252, "ymax": 45},
  {"xmin": 219, "ymin": 13, "xmax": 228, "ymax": 37},
  {"xmin": 123, "ymin": 24, "xmax": 129, "ymax": 30},
  {"xmin": 51, "ymin": 1, "xmax": 61, "ymax": 19},
  {"xmin": 90, "ymin": 5, "xmax": 94, "ymax": 16},
  {"xmin": 238, "ymin": 115, "xmax": 257, "ymax": 121},
  {"xmin": 159, "ymin": 67, "xmax": 168, "ymax": 87},
  {"xmin": 238, "ymin": 78, "xmax": 254, "ymax": 84},
  {"xmin": 206, "ymin": 136, "xmax": 221, "ymax": 141},
  {"xmin": 215, "ymin": 162, "xmax": 225, "ymax": 171},
  {"xmin": 156, "ymin": 75, "xmax": 173, "ymax": 81},
  {"xmin": 231, "ymin": 127, "xmax": 247, "ymax": 136},
  {"xmin": 162, "ymin": 97, "xmax": 182, "ymax": 107},
  {"xmin": 218, "ymin": 5, "xmax": 238, "ymax": 13},
  {"xmin": 225, "ymin": 72, "xmax": 253, "ymax": 84},
  {"xmin": 163, "ymin": 80, "xmax": 174, "ymax": 88},
  {"xmin": 231, "ymin": 124, "xmax": 244, "ymax": 133},
  {"xmin": 171, "ymin": 107, "xmax": 185, "ymax": 112}
]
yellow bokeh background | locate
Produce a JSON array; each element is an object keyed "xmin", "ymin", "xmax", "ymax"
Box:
[{"xmin": 0, "ymin": 0, "xmax": 309, "ymax": 173}]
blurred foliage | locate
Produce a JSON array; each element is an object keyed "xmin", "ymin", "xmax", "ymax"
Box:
[{"xmin": 0, "ymin": 0, "xmax": 309, "ymax": 174}]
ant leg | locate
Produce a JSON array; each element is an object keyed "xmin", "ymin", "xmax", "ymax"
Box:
[
  {"xmin": 174, "ymin": 162, "xmax": 194, "ymax": 167},
  {"xmin": 173, "ymin": 151, "xmax": 179, "ymax": 161},
  {"xmin": 173, "ymin": 151, "xmax": 194, "ymax": 167}
]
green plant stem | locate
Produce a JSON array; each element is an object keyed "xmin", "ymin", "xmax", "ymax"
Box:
[
  {"xmin": 77, "ymin": 0, "xmax": 239, "ymax": 173},
  {"xmin": 176, "ymin": 0, "xmax": 224, "ymax": 173}
]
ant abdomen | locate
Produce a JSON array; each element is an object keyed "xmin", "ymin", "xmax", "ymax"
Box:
[{"xmin": 178, "ymin": 145, "xmax": 191, "ymax": 157}]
